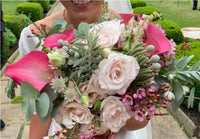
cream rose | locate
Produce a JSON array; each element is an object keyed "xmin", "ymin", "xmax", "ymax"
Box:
[
  {"xmin": 92, "ymin": 20, "xmax": 123, "ymax": 48},
  {"xmin": 79, "ymin": 82, "xmax": 99, "ymax": 107},
  {"xmin": 100, "ymin": 96, "xmax": 131, "ymax": 132},
  {"xmin": 98, "ymin": 53, "xmax": 140, "ymax": 95},
  {"xmin": 55, "ymin": 101, "xmax": 94, "ymax": 129},
  {"xmin": 88, "ymin": 73, "xmax": 108, "ymax": 99}
]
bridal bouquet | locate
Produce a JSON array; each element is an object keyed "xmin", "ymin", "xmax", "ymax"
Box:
[{"xmin": 5, "ymin": 10, "xmax": 200, "ymax": 139}]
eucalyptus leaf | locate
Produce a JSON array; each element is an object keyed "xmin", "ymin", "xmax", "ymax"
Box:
[
  {"xmin": 21, "ymin": 81, "xmax": 39, "ymax": 99},
  {"xmin": 62, "ymin": 24, "xmax": 74, "ymax": 33},
  {"xmin": 41, "ymin": 84, "xmax": 57, "ymax": 101},
  {"xmin": 36, "ymin": 93, "xmax": 50, "ymax": 118},
  {"xmin": 51, "ymin": 18, "xmax": 67, "ymax": 30},
  {"xmin": 47, "ymin": 24, "xmax": 62, "ymax": 36},
  {"xmin": 40, "ymin": 100, "xmax": 53, "ymax": 123},
  {"xmin": 188, "ymin": 87, "xmax": 195, "ymax": 109},
  {"xmin": 11, "ymin": 96, "xmax": 24, "ymax": 104},
  {"xmin": 26, "ymin": 100, "xmax": 35, "ymax": 121},
  {"xmin": 21, "ymin": 98, "xmax": 29, "ymax": 113}
]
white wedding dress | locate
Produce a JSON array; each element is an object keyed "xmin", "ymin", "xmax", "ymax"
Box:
[{"xmin": 18, "ymin": 1, "xmax": 152, "ymax": 138}]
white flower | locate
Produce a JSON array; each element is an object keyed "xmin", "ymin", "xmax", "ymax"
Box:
[
  {"xmin": 63, "ymin": 87, "xmax": 78, "ymax": 103},
  {"xmin": 164, "ymin": 91, "xmax": 175, "ymax": 100},
  {"xmin": 100, "ymin": 96, "xmax": 131, "ymax": 132},
  {"xmin": 50, "ymin": 76, "xmax": 67, "ymax": 93},
  {"xmin": 98, "ymin": 53, "xmax": 140, "ymax": 95},
  {"xmin": 55, "ymin": 101, "xmax": 94, "ymax": 129},
  {"xmin": 182, "ymin": 85, "xmax": 190, "ymax": 95},
  {"xmin": 92, "ymin": 20, "xmax": 123, "ymax": 48}
]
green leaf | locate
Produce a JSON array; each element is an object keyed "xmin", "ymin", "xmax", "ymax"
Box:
[
  {"xmin": 21, "ymin": 98, "xmax": 29, "ymax": 113},
  {"xmin": 51, "ymin": 98, "xmax": 64, "ymax": 118},
  {"xmin": 190, "ymin": 72, "xmax": 200, "ymax": 82},
  {"xmin": 5, "ymin": 78, "xmax": 17, "ymax": 99},
  {"xmin": 176, "ymin": 55, "xmax": 193, "ymax": 69},
  {"xmin": 26, "ymin": 100, "xmax": 35, "ymax": 121},
  {"xmin": 47, "ymin": 24, "xmax": 62, "ymax": 36},
  {"xmin": 62, "ymin": 24, "xmax": 74, "ymax": 33},
  {"xmin": 40, "ymin": 100, "xmax": 53, "ymax": 123},
  {"xmin": 21, "ymin": 81, "xmax": 39, "ymax": 99},
  {"xmin": 173, "ymin": 81, "xmax": 184, "ymax": 102},
  {"xmin": 171, "ymin": 97, "xmax": 184, "ymax": 112},
  {"xmin": 51, "ymin": 18, "xmax": 67, "ymax": 30},
  {"xmin": 198, "ymin": 102, "xmax": 200, "ymax": 113},
  {"xmin": 189, "ymin": 60, "xmax": 200, "ymax": 71},
  {"xmin": 11, "ymin": 96, "xmax": 24, "ymax": 104},
  {"xmin": 35, "ymin": 38, "xmax": 42, "ymax": 49},
  {"xmin": 36, "ymin": 93, "xmax": 50, "ymax": 118},
  {"xmin": 188, "ymin": 87, "xmax": 195, "ymax": 109}
]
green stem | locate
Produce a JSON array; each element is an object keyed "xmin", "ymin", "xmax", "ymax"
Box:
[
  {"xmin": 184, "ymin": 96, "xmax": 200, "ymax": 100},
  {"xmin": 72, "ymin": 79, "xmax": 82, "ymax": 97}
]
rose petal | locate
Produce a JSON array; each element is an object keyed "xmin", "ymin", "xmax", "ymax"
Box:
[
  {"xmin": 5, "ymin": 51, "xmax": 55, "ymax": 91},
  {"xmin": 144, "ymin": 23, "xmax": 171, "ymax": 55}
]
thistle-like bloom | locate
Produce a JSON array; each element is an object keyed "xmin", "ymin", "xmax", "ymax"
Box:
[
  {"xmin": 63, "ymin": 87, "xmax": 78, "ymax": 103},
  {"xmin": 50, "ymin": 76, "xmax": 67, "ymax": 93}
]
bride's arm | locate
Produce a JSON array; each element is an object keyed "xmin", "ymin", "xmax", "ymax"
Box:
[{"xmin": 29, "ymin": 115, "xmax": 52, "ymax": 139}]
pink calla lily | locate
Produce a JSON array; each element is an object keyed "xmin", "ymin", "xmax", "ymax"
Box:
[
  {"xmin": 44, "ymin": 29, "xmax": 74, "ymax": 49},
  {"xmin": 5, "ymin": 51, "xmax": 55, "ymax": 91},
  {"xmin": 118, "ymin": 13, "xmax": 134, "ymax": 25},
  {"xmin": 118, "ymin": 13, "xmax": 142, "ymax": 24},
  {"xmin": 144, "ymin": 23, "xmax": 171, "ymax": 55}
]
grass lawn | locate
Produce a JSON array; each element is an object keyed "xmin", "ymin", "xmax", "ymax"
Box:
[
  {"xmin": 145, "ymin": 0, "xmax": 200, "ymax": 28},
  {"xmin": 2, "ymin": 0, "xmax": 26, "ymax": 15}
]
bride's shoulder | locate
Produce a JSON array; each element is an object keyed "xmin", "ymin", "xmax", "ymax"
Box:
[{"xmin": 29, "ymin": 10, "xmax": 63, "ymax": 33}]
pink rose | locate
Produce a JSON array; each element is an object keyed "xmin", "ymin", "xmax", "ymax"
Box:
[
  {"xmin": 92, "ymin": 20, "xmax": 123, "ymax": 48},
  {"xmin": 101, "ymin": 96, "xmax": 131, "ymax": 132},
  {"xmin": 79, "ymin": 82, "xmax": 99, "ymax": 107},
  {"xmin": 98, "ymin": 53, "xmax": 140, "ymax": 95},
  {"xmin": 55, "ymin": 101, "xmax": 94, "ymax": 129},
  {"xmin": 88, "ymin": 73, "xmax": 108, "ymax": 99}
]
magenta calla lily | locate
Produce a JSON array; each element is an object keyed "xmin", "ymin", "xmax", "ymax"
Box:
[
  {"xmin": 5, "ymin": 51, "xmax": 55, "ymax": 91},
  {"xmin": 144, "ymin": 23, "xmax": 171, "ymax": 55},
  {"xmin": 118, "ymin": 13, "xmax": 134, "ymax": 25},
  {"xmin": 44, "ymin": 29, "xmax": 74, "ymax": 49}
]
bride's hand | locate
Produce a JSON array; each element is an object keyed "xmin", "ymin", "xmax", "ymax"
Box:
[
  {"xmin": 108, "ymin": 133, "xmax": 117, "ymax": 139},
  {"xmin": 94, "ymin": 130, "xmax": 117, "ymax": 139}
]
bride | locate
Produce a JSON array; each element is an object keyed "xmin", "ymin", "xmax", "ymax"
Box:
[{"xmin": 19, "ymin": 0, "xmax": 152, "ymax": 138}]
